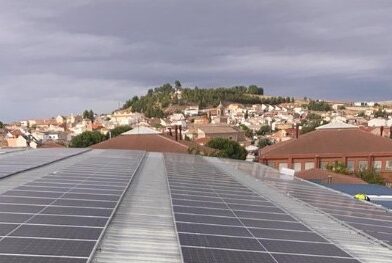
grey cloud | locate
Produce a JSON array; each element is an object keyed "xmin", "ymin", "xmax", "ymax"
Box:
[{"xmin": 0, "ymin": 0, "xmax": 391, "ymax": 122}]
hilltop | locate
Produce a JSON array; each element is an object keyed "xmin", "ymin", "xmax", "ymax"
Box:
[{"xmin": 121, "ymin": 82, "xmax": 294, "ymax": 118}]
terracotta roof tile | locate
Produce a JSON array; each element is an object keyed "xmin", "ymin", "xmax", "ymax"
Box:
[
  {"xmin": 261, "ymin": 128, "xmax": 392, "ymax": 158},
  {"xmin": 91, "ymin": 134, "xmax": 189, "ymax": 153}
]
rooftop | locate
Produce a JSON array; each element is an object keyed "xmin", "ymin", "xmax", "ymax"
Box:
[
  {"xmin": 296, "ymin": 168, "xmax": 367, "ymax": 184},
  {"xmin": 121, "ymin": 126, "xmax": 160, "ymax": 135},
  {"xmin": 261, "ymin": 126, "xmax": 392, "ymax": 158},
  {"xmin": 198, "ymin": 125, "xmax": 240, "ymax": 134},
  {"xmin": 0, "ymin": 149, "xmax": 391, "ymax": 262},
  {"xmin": 91, "ymin": 134, "xmax": 189, "ymax": 153}
]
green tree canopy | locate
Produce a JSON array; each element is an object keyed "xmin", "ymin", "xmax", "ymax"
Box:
[
  {"xmin": 175, "ymin": 80, "xmax": 182, "ymax": 89},
  {"xmin": 108, "ymin": 125, "xmax": 132, "ymax": 138},
  {"xmin": 256, "ymin": 125, "xmax": 272, "ymax": 136},
  {"xmin": 70, "ymin": 131, "xmax": 106, "ymax": 148},
  {"xmin": 239, "ymin": 124, "xmax": 253, "ymax": 138},
  {"xmin": 357, "ymin": 169, "xmax": 385, "ymax": 185},
  {"xmin": 206, "ymin": 137, "xmax": 247, "ymax": 160},
  {"xmin": 0, "ymin": 121, "xmax": 4, "ymax": 129},
  {"xmin": 307, "ymin": 100, "xmax": 332, "ymax": 111},
  {"xmin": 374, "ymin": 108, "xmax": 388, "ymax": 118},
  {"xmin": 122, "ymin": 83, "xmax": 288, "ymax": 117},
  {"xmin": 83, "ymin": 110, "xmax": 95, "ymax": 121},
  {"xmin": 247, "ymin": 85, "xmax": 264, "ymax": 95},
  {"xmin": 257, "ymin": 138, "xmax": 273, "ymax": 149}
]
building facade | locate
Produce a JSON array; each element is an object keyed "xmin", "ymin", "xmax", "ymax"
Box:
[{"xmin": 259, "ymin": 122, "xmax": 392, "ymax": 184}]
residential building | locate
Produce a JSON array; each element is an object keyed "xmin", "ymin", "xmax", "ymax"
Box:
[
  {"xmin": 197, "ymin": 125, "xmax": 244, "ymax": 142},
  {"xmin": 259, "ymin": 122, "xmax": 392, "ymax": 183}
]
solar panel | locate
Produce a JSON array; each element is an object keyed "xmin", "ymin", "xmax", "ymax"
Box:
[
  {"xmin": 0, "ymin": 255, "xmax": 87, "ymax": 263},
  {"xmin": 181, "ymin": 247, "xmax": 277, "ymax": 263},
  {"xmin": 164, "ymin": 154, "xmax": 361, "ymax": 263},
  {"xmin": 0, "ymin": 150, "xmax": 145, "ymax": 263},
  {"xmin": 253, "ymin": 175, "xmax": 392, "ymax": 247},
  {"xmin": 0, "ymin": 149, "xmax": 88, "ymax": 179}
]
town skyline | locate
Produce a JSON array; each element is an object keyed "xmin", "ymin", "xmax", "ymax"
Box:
[{"xmin": 2, "ymin": 83, "xmax": 391, "ymax": 123}]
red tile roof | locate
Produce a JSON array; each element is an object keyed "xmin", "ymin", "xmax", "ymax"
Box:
[
  {"xmin": 260, "ymin": 128, "xmax": 392, "ymax": 158},
  {"xmin": 91, "ymin": 134, "xmax": 189, "ymax": 153},
  {"xmin": 296, "ymin": 168, "xmax": 367, "ymax": 184}
]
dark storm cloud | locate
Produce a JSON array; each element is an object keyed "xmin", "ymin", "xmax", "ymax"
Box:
[{"xmin": 0, "ymin": 0, "xmax": 391, "ymax": 121}]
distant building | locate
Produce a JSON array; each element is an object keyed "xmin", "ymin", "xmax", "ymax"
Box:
[
  {"xmin": 197, "ymin": 125, "xmax": 244, "ymax": 142},
  {"xmin": 184, "ymin": 105, "xmax": 199, "ymax": 116},
  {"xmin": 259, "ymin": 122, "xmax": 392, "ymax": 184},
  {"xmin": 368, "ymin": 118, "xmax": 388, "ymax": 127},
  {"xmin": 210, "ymin": 101, "xmax": 228, "ymax": 124}
]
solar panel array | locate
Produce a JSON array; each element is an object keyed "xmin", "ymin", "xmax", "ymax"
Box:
[
  {"xmin": 263, "ymin": 178, "xmax": 392, "ymax": 247},
  {"xmin": 0, "ymin": 150, "xmax": 144, "ymax": 263},
  {"xmin": 0, "ymin": 148, "xmax": 88, "ymax": 179},
  {"xmin": 0, "ymin": 148, "xmax": 24, "ymax": 155},
  {"xmin": 164, "ymin": 154, "xmax": 360, "ymax": 263},
  {"xmin": 224, "ymin": 160, "xmax": 392, "ymax": 249}
]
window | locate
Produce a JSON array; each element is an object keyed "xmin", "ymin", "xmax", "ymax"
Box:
[
  {"xmin": 305, "ymin": 162, "xmax": 315, "ymax": 170},
  {"xmin": 293, "ymin": 163, "xmax": 302, "ymax": 172},
  {"xmin": 358, "ymin": 161, "xmax": 368, "ymax": 171},
  {"xmin": 320, "ymin": 162, "xmax": 329, "ymax": 170},
  {"xmin": 278, "ymin": 163, "xmax": 288, "ymax": 170},
  {"xmin": 373, "ymin": 161, "xmax": 382, "ymax": 171},
  {"xmin": 386, "ymin": 160, "xmax": 392, "ymax": 171},
  {"xmin": 347, "ymin": 161, "xmax": 355, "ymax": 172}
]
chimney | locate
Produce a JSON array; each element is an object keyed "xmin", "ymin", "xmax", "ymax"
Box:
[
  {"xmin": 380, "ymin": 126, "xmax": 384, "ymax": 137},
  {"xmin": 168, "ymin": 127, "xmax": 172, "ymax": 136},
  {"xmin": 179, "ymin": 125, "xmax": 182, "ymax": 140},
  {"xmin": 174, "ymin": 125, "xmax": 178, "ymax": 141},
  {"xmin": 295, "ymin": 124, "xmax": 299, "ymax": 139}
]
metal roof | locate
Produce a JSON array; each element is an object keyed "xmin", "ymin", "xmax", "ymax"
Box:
[{"xmin": 0, "ymin": 149, "xmax": 391, "ymax": 262}]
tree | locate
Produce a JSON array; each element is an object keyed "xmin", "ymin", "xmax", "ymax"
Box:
[
  {"xmin": 256, "ymin": 125, "xmax": 272, "ymax": 136},
  {"xmin": 257, "ymin": 138, "xmax": 273, "ymax": 149},
  {"xmin": 247, "ymin": 85, "xmax": 264, "ymax": 95},
  {"xmin": 326, "ymin": 162, "xmax": 349, "ymax": 175},
  {"xmin": 239, "ymin": 124, "xmax": 253, "ymax": 138},
  {"xmin": 83, "ymin": 110, "xmax": 95, "ymax": 121},
  {"xmin": 0, "ymin": 121, "xmax": 4, "ymax": 129},
  {"xmin": 175, "ymin": 80, "xmax": 182, "ymax": 89},
  {"xmin": 70, "ymin": 131, "xmax": 106, "ymax": 148},
  {"xmin": 206, "ymin": 138, "xmax": 247, "ymax": 160},
  {"xmin": 307, "ymin": 100, "xmax": 332, "ymax": 111},
  {"xmin": 300, "ymin": 113, "xmax": 326, "ymax": 134},
  {"xmin": 108, "ymin": 125, "xmax": 132, "ymax": 138},
  {"xmin": 374, "ymin": 108, "xmax": 388, "ymax": 118},
  {"xmin": 357, "ymin": 169, "xmax": 385, "ymax": 184}
]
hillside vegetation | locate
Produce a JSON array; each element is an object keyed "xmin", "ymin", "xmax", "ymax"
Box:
[{"xmin": 122, "ymin": 82, "xmax": 294, "ymax": 118}]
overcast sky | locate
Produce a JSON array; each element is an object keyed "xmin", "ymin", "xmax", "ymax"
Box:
[{"xmin": 1, "ymin": 0, "xmax": 391, "ymax": 122}]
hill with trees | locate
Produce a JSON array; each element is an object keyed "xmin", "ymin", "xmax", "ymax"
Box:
[{"xmin": 122, "ymin": 82, "xmax": 293, "ymax": 118}]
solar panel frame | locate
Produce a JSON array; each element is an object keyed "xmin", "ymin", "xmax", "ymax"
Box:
[{"xmin": 0, "ymin": 150, "xmax": 146, "ymax": 263}]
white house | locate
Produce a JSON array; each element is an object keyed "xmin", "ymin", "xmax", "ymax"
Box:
[{"xmin": 184, "ymin": 106, "xmax": 199, "ymax": 116}]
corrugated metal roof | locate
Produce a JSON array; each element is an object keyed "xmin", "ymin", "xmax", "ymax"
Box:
[{"xmin": 93, "ymin": 152, "xmax": 182, "ymax": 263}]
